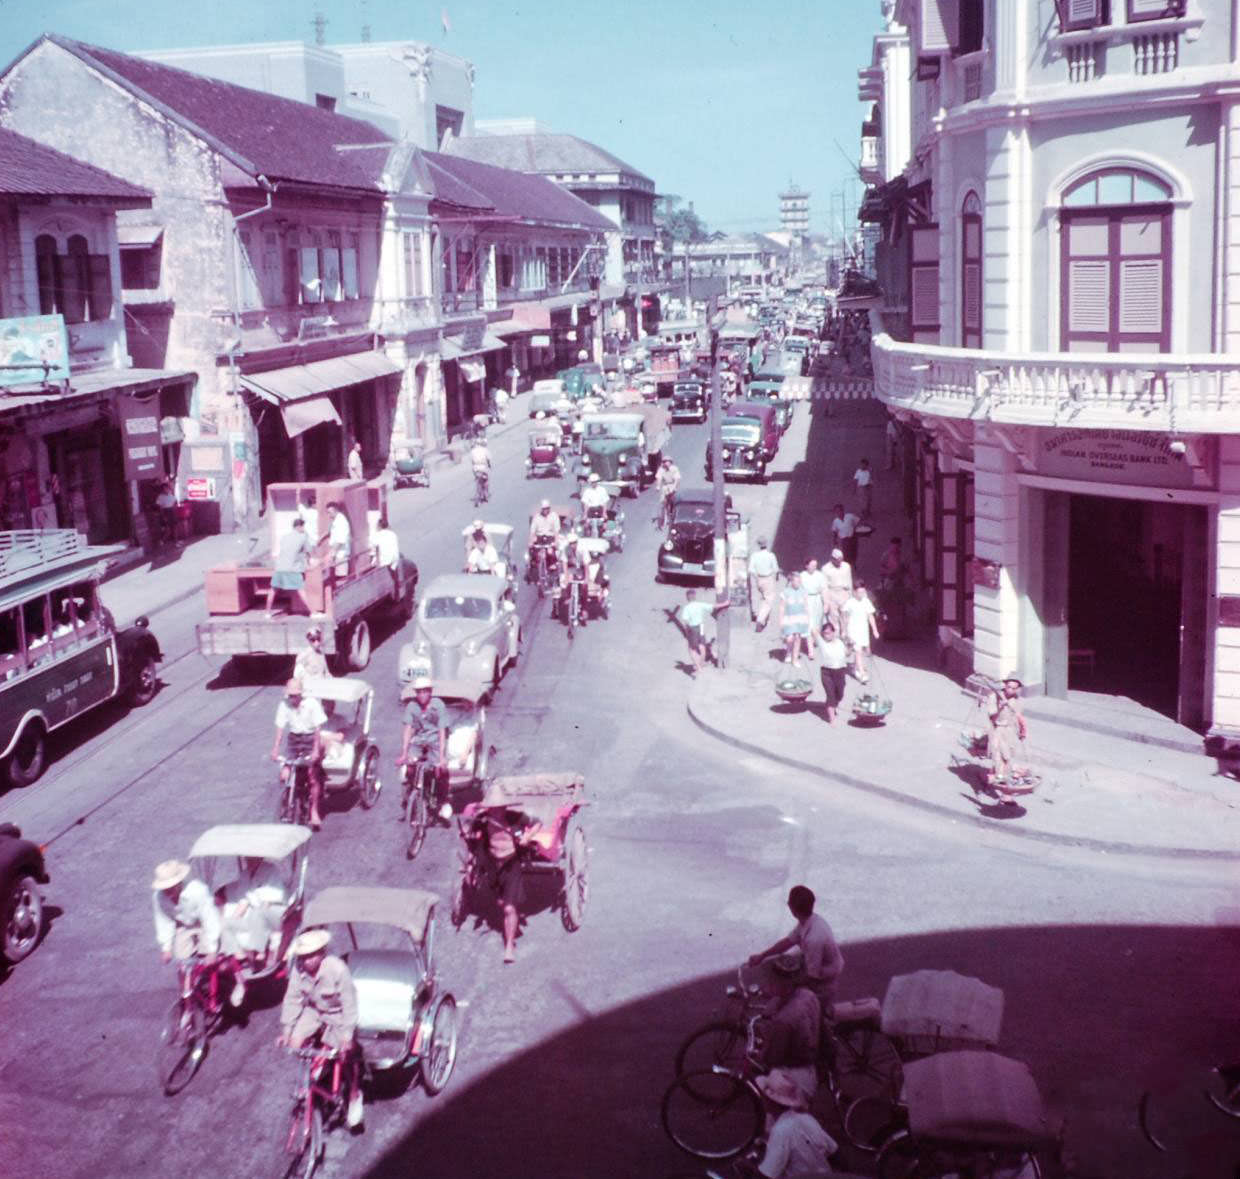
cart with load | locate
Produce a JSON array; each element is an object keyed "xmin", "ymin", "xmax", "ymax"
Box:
[
  {"xmin": 299, "ymin": 676, "xmax": 384, "ymax": 812},
  {"xmin": 392, "ymin": 443, "xmax": 430, "ymax": 489}
]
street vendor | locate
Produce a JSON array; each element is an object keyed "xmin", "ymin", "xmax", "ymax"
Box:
[{"xmin": 987, "ymin": 673, "xmax": 1028, "ymax": 802}]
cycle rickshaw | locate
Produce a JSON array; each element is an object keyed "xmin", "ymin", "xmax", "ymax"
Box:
[
  {"xmin": 450, "ymin": 772, "xmax": 589, "ymax": 933},
  {"xmin": 392, "ymin": 443, "xmax": 430, "ymax": 489},
  {"xmin": 526, "ymin": 426, "xmax": 566, "ymax": 479},
  {"xmin": 461, "ymin": 520, "xmax": 517, "ymax": 586},
  {"xmin": 299, "ymin": 676, "xmax": 383, "ymax": 813}
]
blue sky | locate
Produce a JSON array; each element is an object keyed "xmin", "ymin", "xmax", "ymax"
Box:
[{"xmin": 0, "ymin": 0, "xmax": 879, "ymax": 234}]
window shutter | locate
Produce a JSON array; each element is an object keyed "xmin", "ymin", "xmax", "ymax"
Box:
[
  {"xmin": 963, "ymin": 262, "xmax": 982, "ymax": 331},
  {"xmin": 1058, "ymin": 0, "xmax": 1104, "ymax": 30},
  {"xmin": 320, "ymin": 247, "xmax": 342, "ymax": 302},
  {"xmin": 920, "ymin": 0, "xmax": 960, "ymax": 52},
  {"xmin": 341, "ymin": 247, "xmax": 359, "ymax": 300},
  {"xmin": 283, "ymin": 248, "xmax": 300, "ymax": 307},
  {"xmin": 87, "ymin": 254, "xmax": 113, "ymax": 321},
  {"xmin": 1128, "ymin": 0, "xmax": 1181, "ymax": 19},
  {"xmin": 1067, "ymin": 259, "xmax": 1110, "ymax": 332},
  {"xmin": 910, "ymin": 225, "xmax": 941, "ymax": 330},
  {"xmin": 1118, "ymin": 258, "xmax": 1163, "ymax": 333},
  {"xmin": 299, "ymin": 247, "xmax": 321, "ymax": 303},
  {"xmin": 35, "ymin": 241, "xmax": 58, "ymax": 315}
]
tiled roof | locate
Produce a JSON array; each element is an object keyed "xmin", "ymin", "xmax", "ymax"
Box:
[
  {"xmin": 446, "ymin": 132, "xmax": 651, "ymax": 184},
  {"xmin": 0, "ymin": 125, "xmax": 151, "ymax": 202},
  {"xmin": 49, "ymin": 35, "xmax": 390, "ymax": 192},
  {"xmin": 424, "ymin": 151, "xmax": 615, "ymax": 230}
]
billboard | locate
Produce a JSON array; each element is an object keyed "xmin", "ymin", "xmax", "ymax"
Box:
[{"xmin": 0, "ymin": 314, "xmax": 70, "ymax": 387}]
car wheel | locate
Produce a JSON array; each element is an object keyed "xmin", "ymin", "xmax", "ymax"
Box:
[
  {"xmin": 3, "ymin": 872, "xmax": 44, "ymax": 963},
  {"xmin": 127, "ymin": 654, "xmax": 159, "ymax": 706},
  {"xmin": 6, "ymin": 723, "xmax": 45, "ymax": 788}
]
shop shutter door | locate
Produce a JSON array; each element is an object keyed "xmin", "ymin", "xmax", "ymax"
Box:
[
  {"xmin": 920, "ymin": 0, "xmax": 960, "ymax": 52},
  {"xmin": 1118, "ymin": 258, "xmax": 1163, "ymax": 334},
  {"xmin": 963, "ymin": 265, "xmax": 981, "ymax": 329},
  {"xmin": 1067, "ymin": 259, "xmax": 1110, "ymax": 333}
]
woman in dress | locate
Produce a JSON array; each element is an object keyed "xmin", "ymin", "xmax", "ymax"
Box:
[
  {"xmin": 774, "ymin": 572, "xmax": 810, "ymax": 668},
  {"xmin": 800, "ymin": 559, "xmax": 826, "ymax": 661},
  {"xmin": 841, "ymin": 580, "xmax": 880, "ymax": 683}
]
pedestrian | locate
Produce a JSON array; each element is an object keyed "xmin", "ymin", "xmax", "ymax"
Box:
[
  {"xmin": 986, "ymin": 673, "xmax": 1028, "ymax": 803},
  {"xmin": 879, "ymin": 536, "xmax": 905, "ymax": 586},
  {"xmin": 372, "ymin": 513, "xmax": 401, "ymax": 592},
  {"xmin": 822, "ymin": 547, "xmax": 853, "ymax": 630},
  {"xmin": 841, "ymin": 580, "xmax": 880, "ymax": 683},
  {"xmin": 811, "ymin": 620, "xmax": 848, "ymax": 724},
  {"xmin": 293, "ymin": 624, "xmax": 329, "ymax": 681},
  {"xmin": 800, "ymin": 559, "xmax": 826, "ymax": 658},
  {"xmin": 265, "ymin": 515, "xmax": 313, "ymax": 618},
  {"xmin": 774, "ymin": 572, "xmax": 810, "ymax": 668},
  {"xmin": 322, "ymin": 501, "xmax": 352, "ymax": 578},
  {"xmin": 852, "ymin": 458, "xmax": 873, "ymax": 519},
  {"xmin": 493, "ymin": 385, "xmax": 509, "ymax": 423},
  {"xmin": 678, "ymin": 588, "xmax": 724, "ymax": 677},
  {"xmin": 752, "ymin": 1069, "xmax": 838, "ymax": 1179},
  {"xmin": 885, "ymin": 416, "xmax": 901, "ymax": 471},
  {"xmin": 830, "ymin": 503, "xmax": 860, "ymax": 568},
  {"xmin": 748, "ymin": 537, "xmax": 780, "ymax": 630},
  {"xmin": 347, "ymin": 439, "xmax": 364, "ymax": 482}
]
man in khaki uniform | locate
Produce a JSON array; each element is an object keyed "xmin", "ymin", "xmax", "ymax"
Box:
[
  {"xmin": 278, "ymin": 929, "xmax": 364, "ymax": 1127},
  {"xmin": 748, "ymin": 538, "xmax": 780, "ymax": 630}
]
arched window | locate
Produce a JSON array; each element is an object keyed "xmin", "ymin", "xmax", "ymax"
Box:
[
  {"xmin": 34, "ymin": 231, "xmax": 111, "ymax": 324},
  {"xmin": 1061, "ymin": 167, "xmax": 1173, "ymax": 353},
  {"xmin": 35, "ymin": 234, "xmax": 59, "ymax": 316},
  {"xmin": 960, "ymin": 191, "xmax": 982, "ymax": 350}
]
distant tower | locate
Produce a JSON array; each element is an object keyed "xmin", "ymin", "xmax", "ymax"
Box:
[
  {"xmin": 779, "ymin": 184, "xmax": 811, "ymax": 270},
  {"xmin": 360, "ymin": 0, "xmax": 372, "ymax": 42},
  {"xmin": 312, "ymin": 9, "xmax": 328, "ymax": 46}
]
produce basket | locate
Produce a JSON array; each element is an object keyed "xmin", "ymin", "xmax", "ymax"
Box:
[
  {"xmin": 852, "ymin": 692, "xmax": 892, "ymax": 725},
  {"xmin": 775, "ymin": 677, "xmax": 813, "ymax": 706}
]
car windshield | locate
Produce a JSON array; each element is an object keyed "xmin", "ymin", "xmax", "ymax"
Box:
[
  {"xmin": 673, "ymin": 501, "xmax": 712, "ymax": 525},
  {"xmin": 722, "ymin": 423, "xmax": 759, "ymax": 440},
  {"xmin": 425, "ymin": 595, "xmax": 492, "ymax": 621},
  {"xmin": 586, "ymin": 421, "xmax": 638, "ymax": 439}
]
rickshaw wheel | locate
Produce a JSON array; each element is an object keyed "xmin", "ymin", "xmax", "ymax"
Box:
[
  {"xmin": 450, "ymin": 871, "xmax": 469, "ymax": 929},
  {"xmin": 561, "ymin": 824, "xmax": 589, "ymax": 931},
  {"xmin": 156, "ymin": 997, "xmax": 207, "ymax": 1096},
  {"xmin": 358, "ymin": 748, "xmax": 381, "ymax": 809},
  {"xmin": 419, "ymin": 994, "xmax": 459, "ymax": 1095},
  {"xmin": 279, "ymin": 1100, "xmax": 322, "ymax": 1179}
]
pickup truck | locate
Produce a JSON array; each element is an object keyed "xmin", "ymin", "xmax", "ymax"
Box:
[
  {"xmin": 576, "ymin": 404, "xmax": 671, "ymax": 496},
  {"xmin": 196, "ymin": 480, "xmax": 417, "ymax": 673}
]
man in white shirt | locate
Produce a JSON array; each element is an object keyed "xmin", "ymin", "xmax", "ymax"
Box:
[
  {"xmin": 271, "ymin": 678, "xmax": 329, "ymax": 829},
  {"xmin": 748, "ymin": 537, "xmax": 780, "ymax": 630},
  {"xmin": 753, "ymin": 1069, "xmax": 838, "ymax": 1179},
  {"xmin": 152, "ymin": 859, "xmax": 220, "ymax": 968},
  {"xmin": 346, "ymin": 440, "xmax": 364, "ymax": 482},
  {"xmin": 830, "ymin": 503, "xmax": 859, "ymax": 567},
  {"xmin": 822, "ymin": 548, "xmax": 853, "ymax": 630},
  {"xmin": 220, "ymin": 857, "xmax": 287, "ymax": 1002},
  {"xmin": 465, "ymin": 527, "xmax": 500, "ymax": 575},
  {"xmin": 852, "ymin": 457, "xmax": 873, "ymax": 517},
  {"xmin": 580, "ymin": 472, "xmax": 611, "ymax": 533},
  {"xmin": 749, "ymin": 884, "xmax": 845, "ymax": 1009},
  {"xmin": 323, "ymin": 502, "xmax": 352, "ymax": 578}
]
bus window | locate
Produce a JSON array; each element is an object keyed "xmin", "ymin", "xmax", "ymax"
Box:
[
  {"xmin": 23, "ymin": 597, "xmax": 50, "ymax": 664},
  {"xmin": 69, "ymin": 581, "xmax": 99, "ymax": 636},
  {"xmin": 51, "ymin": 588, "xmax": 76, "ymax": 639},
  {"xmin": 0, "ymin": 608, "xmax": 21, "ymax": 679}
]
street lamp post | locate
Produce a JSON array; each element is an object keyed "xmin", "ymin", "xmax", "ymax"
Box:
[{"xmin": 708, "ymin": 296, "xmax": 730, "ymax": 670}]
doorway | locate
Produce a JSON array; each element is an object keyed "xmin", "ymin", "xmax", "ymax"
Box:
[{"xmin": 1063, "ymin": 493, "xmax": 1206, "ymax": 725}]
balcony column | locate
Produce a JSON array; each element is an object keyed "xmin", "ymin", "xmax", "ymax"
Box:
[
  {"xmin": 971, "ymin": 425, "xmax": 1022, "ymax": 680},
  {"xmin": 983, "ymin": 119, "xmax": 1033, "ymax": 351},
  {"xmin": 1221, "ymin": 99, "xmax": 1240, "ymax": 353},
  {"xmin": 1210, "ymin": 441, "xmax": 1240, "ymax": 737}
]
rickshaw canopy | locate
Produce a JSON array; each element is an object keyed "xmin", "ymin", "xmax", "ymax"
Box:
[
  {"xmin": 882, "ymin": 969, "xmax": 1004, "ymax": 1049},
  {"xmin": 480, "ymin": 772, "xmax": 585, "ymax": 808},
  {"xmin": 902, "ymin": 1051, "xmax": 1052, "ymax": 1145},
  {"xmin": 300, "ymin": 676, "xmax": 372, "ymax": 705},
  {"xmin": 189, "ymin": 823, "xmax": 312, "ymax": 861},
  {"xmin": 435, "ymin": 677, "xmax": 489, "ymax": 705},
  {"xmin": 303, "ymin": 885, "xmax": 439, "ymax": 943},
  {"xmin": 462, "ymin": 521, "xmax": 514, "ymax": 548}
]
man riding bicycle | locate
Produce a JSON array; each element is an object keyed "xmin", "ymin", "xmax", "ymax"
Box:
[
  {"xmin": 397, "ymin": 675, "xmax": 450, "ymax": 820},
  {"xmin": 527, "ymin": 500, "xmax": 561, "ymax": 584},
  {"xmin": 271, "ymin": 677, "xmax": 329, "ymax": 830},
  {"xmin": 278, "ymin": 928, "xmax": 364, "ymax": 1128},
  {"xmin": 152, "ymin": 858, "xmax": 225, "ymax": 1002},
  {"xmin": 469, "ymin": 437, "xmax": 491, "ymax": 505},
  {"xmin": 580, "ymin": 473, "xmax": 610, "ymax": 536},
  {"xmin": 748, "ymin": 884, "xmax": 845, "ymax": 1011},
  {"xmin": 655, "ymin": 457, "xmax": 681, "ymax": 528}
]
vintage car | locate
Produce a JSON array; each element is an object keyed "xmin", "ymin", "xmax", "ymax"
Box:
[
  {"xmin": 576, "ymin": 406, "xmax": 671, "ymax": 497},
  {"xmin": 656, "ymin": 489, "xmax": 748, "ymax": 587},
  {"xmin": 1, "ymin": 822, "xmax": 48, "ymax": 965},
  {"xmin": 398, "ymin": 574, "xmax": 520, "ymax": 693},
  {"xmin": 748, "ymin": 373, "xmax": 794, "ymax": 431},
  {"xmin": 705, "ymin": 414, "xmax": 768, "ymax": 482},
  {"xmin": 671, "ymin": 380, "xmax": 708, "ymax": 424},
  {"xmin": 0, "ymin": 530, "xmax": 163, "ymax": 788},
  {"xmin": 528, "ymin": 381, "xmax": 572, "ymax": 419},
  {"xmin": 723, "ymin": 400, "xmax": 780, "ymax": 462}
]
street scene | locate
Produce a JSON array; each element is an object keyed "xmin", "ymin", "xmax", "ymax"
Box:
[{"xmin": 1, "ymin": 3, "xmax": 1240, "ymax": 1179}]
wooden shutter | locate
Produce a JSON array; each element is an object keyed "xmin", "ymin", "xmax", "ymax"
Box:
[
  {"xmin": 961, "ymin": 210, "xmax": 982, "ymax": 348},
  {"xmin": 283, "ymin": 248, "xmax": 300, "ymax": 307},
  {"xmin": 298, "ymin": 246, "xmax": 321, "ymax": 303},
  {"xmin": 1067, "ymin": 260, "xmax": 1110, "ymax": 332},
  {"xmin": 936, "ymin": 468, "xmax": 961, "ymax": 627},
  {"xmin": 1057, "ymin": 0, "xmax": 1105, "ymax": 31},
  {"xmin": 1128, "ymin": 0, "xmax": 1182, "ymax": 19},
  {"xmin": 1118, "ymin": 259, "xmax": 1163, "ymax": 334},
  {"xmin": 909, "ymin": 224, "xmax": 940, "ymax": 335},
  {"xmin": 920, "ymin": 0, "xmax": 960, "ymax": 52},
  {"xmin": 87, "ymin": 254, "xmax": 113, "ymax": 321}
]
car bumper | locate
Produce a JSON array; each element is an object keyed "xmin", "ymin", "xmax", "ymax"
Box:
[{"xmin": 658, "ymin": 553, "xmax": 716, "ymax": 580}]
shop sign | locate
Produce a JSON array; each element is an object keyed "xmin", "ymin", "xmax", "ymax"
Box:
[
  {"xmin": 160, "ymin": 416, "xmax": 184, "ymax": 445},
  {"xmin": 0, "ymin": 314, "xmax": 70, "ymax": 386},
  {"xmin": 188, "ymin": 443, "xmax": 228, "ymax": 473},
  {"xmin": 1036, "ymin": 429, "xmax": 1213, "ymax": 489},
  {"xmin": 185, "ymin": 477, "xmax": 215, "ymax": 500},
  {"xmin": 459, "ymin": 322, "xmax": 485, "ymax": 351},
  {"xmin": 530, "ymin": 335, "xmax": 551, "ymax": 347},
  {"xmin": 119, "ymin": 397, "xmax": 162, "ymax": 480}
]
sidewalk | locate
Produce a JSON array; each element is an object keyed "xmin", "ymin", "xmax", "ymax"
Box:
[
  {"xmin": 686, "ymin": 389, "xmax": 1240, "ymax": 860},
  {"xmin": 100, "ymin": 388, "xmax": 539, "ymax": 628}
]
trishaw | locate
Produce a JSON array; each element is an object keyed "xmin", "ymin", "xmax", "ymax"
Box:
[
  {"xmin": 525, "ymin": 425, "xmax": 566, "ymax": 479},
  {"xmin": 295, "ymin": 676, "xmax": 383, "ymax": 814},
  {"xmin": 391, "ymin": 443, "xmax": 430, "ymax": 489},
  {"xmin": 461, "ymin": 520, "xmax": 517, "ymax": 586},
  {"xmin": 553, "ymin": 536, "xmax": 610, "ymax": 637},
  {"xmin": 525, "ymin": 505, "xmax": 574, "ymax": 596},
  {"xmin": 157, "ymin": 823, "xmax": 311, "ymax": 1095},
  {"xmin": 873, "ymin": 1051, "xmax": 1057, "ymax": 1178},
  {"xmin": 579, "ymin": 496, "xmax": 625, "ymax": 552},
  {"xmin": 451, "ymin": 773, "xmax": 589, "ymax": 934},
  {"xmin": 279, "ymin": 886, "xmax": 459, "ymax": 1176}
]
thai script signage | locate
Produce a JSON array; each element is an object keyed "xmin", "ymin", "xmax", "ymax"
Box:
[
  {"xmin": 0, "ymin": 314, "xmax": 70, "ymax": 387},
  {"xmin": 119, "ymin": 396, "xmax": 162, "ymax": 480},
  {"xmin": 1037, "ymin": 429, "xmax": 1214, "ymax": 489}
]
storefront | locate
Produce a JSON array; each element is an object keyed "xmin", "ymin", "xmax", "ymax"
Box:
[{"xmin": 440, "ymin": 327, "xmax": 505, "ymax": 433}]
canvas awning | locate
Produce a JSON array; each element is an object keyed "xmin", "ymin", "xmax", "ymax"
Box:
[
  {"xmin": 117, "ymin": 224, "xmax": 164, "ymax": 248},
  {"xmin": 495, "ymin": 303, "xmax": 553, "ymax": 335},
  {"xmin": 281, "ymin": 395, "xmax": 342, "ymax": 438},
  {"xmin": 441, "ymin": 333, "xmax": 506, "ymax": 360},
  {"xmin": 239, "ymin": 351, "xmax": 401, "ymax": 405}
]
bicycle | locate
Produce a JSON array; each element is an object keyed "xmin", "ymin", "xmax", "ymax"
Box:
[
  {"xmin": 662, "ymin": 1064, "xmax": 766, "ymax": 1161},
  {"xmin": 278, "ymin": 1045, "xmax": 349, "ymax": 1179},
  {"xmin": 530, "ymin": 540, "xmax": 557, "ymax": 598},
  {"xmin": 156, "ymin": 956, "xmax": 227, "ymax": 1095},
  {"xmin": 472, "ymin": 468, "xmax": 490, "ymax": 507},
  {"xmin": 656, "ymin": 489, "xmax": 677, "ymax": 531},
  {"xmin": 560, "ymin": 575, "xmax": 585, "ymax": 641},
  {"xmin": 400, "ymin": 751, "xmax": 441, "ymax": 860},
  {"xmin": 277, "ymin": 752, "xmax": 317, "ymax": 827}
]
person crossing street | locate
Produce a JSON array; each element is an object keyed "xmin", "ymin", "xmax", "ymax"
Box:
[{"xmin": 748, "ymin": 537, "xmax": 780, "ymax": 630}]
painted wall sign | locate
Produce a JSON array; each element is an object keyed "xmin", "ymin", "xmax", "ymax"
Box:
[
  {"xmin": 1037, "ymin": 430, "xmax": 1215, "ymax": 489},
  {"xmin": 119, "ymin": 397, "xmax": 162, "ymax": 480},
  {"xmin": 0, "ymin": 314, "xmax": 70, "ymax": 386}
]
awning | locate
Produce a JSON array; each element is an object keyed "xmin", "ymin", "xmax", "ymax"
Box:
[
  {"xmin": 239, "ymin": 351, "xmax": 401, "ymax": 404},
  {"xmin": 441, "ymin": 334, "xmax": 506, "ymax": 360},
  {"xmin": 459, "ymin": 359, "xmax": 487, "ymax": 382},
  {"xmin": 117, "ymin": 224, "xmax": 163, "ymax": 248},
  {"xmin": 497, "ymin": 304, "xmax": 553, "ymax": 334},
  {"xmin": 281, "ymin": 395, "xmax": 342, "ymax": 438}
]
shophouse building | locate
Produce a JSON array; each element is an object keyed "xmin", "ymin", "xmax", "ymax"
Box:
[
  {"xmin": 686, "ymin": 234, "xmax": 788, "ymax": 292},
  {"xmin": 0, "ymin": 125, "xmax": 195, "ymax": 545},
  {"xmin": 858, "ymin": 0, "xmax": 1240, "ymax": 744}
]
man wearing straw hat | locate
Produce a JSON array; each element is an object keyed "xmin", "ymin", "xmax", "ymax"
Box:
[
  {"xmin": 751, "ymin": 1068, "xmax": 838, "ymax": 1178},
  {"xmin": 152, "ymin": 859, "xmax": 221, "ymax": 970},
  {"xmin": 279, "ymin": 928, "xmax": 363, "ymax": 1128}
]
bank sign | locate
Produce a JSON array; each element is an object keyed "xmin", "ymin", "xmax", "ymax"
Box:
[{"xmin": 1038, "ymin": 429, "xmax": 1214, "ymax": 489}]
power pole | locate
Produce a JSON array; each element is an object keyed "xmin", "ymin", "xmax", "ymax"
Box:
[{"xmin": 708, "ymin": 295, "xmax": 730, "ymax": 669}]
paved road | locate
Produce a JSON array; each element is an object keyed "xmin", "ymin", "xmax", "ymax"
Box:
[{"xmin": 1, "ymin": 402, "xmax": 1236, "ymax": 1178}]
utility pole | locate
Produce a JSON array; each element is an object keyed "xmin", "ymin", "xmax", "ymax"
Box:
[{"xmin": 708, "ymin": 295, "xmax": 730, "ymax": 669}]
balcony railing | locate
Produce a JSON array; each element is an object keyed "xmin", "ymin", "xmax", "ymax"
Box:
[
  {"xmin": 871, "ymin": 334, "xmax": 1240, "ymax": 434},
  {"xmin": 441, "ymin": 289, "xmax": 481, "ymax": 315}
]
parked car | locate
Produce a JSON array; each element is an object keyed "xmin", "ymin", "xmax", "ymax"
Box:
[
  {"xmin": 1, "ymin": 823, "xmax": 48, "ymax": 965},
  {"xmin": 398, "ymin": 575, "xmax": 520, "ymax": 694}
]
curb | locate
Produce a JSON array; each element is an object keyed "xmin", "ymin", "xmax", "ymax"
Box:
[{"xmin": 685, "ymin": 689, "xmax": 1240, "ymax": 863}]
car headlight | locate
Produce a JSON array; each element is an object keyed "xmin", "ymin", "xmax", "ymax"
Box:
[
  {"xmin": 415, "ymin": 640, "xmax": 429, "ymax": 654},
  {"xmin": 581, "ymin": 454, "xmax": 591, "ymax": 465},
  {"xmin": 619, "ymin": 453, "xmax": 630, "ymax": 464},
  {"xmin": 722, "ymin": 449, "xmax": 732, "ymax": 460},
  {"xmin": 663, "ymin": 540, "xmax": 674, "ymax": 551},
  {"xmin": 746, "ymin": 448, "xmax": 755, "ymax": 459}
]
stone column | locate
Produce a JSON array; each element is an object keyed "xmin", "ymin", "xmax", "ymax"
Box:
[{"xmin": 971, "ymin": 425, "xmax": 1022, "ymax": 680}]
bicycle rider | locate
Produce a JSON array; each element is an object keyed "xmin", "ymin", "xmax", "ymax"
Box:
[
  {"xmin": 270, "ymin": 677, "xmax": 328, "ymax": 830},
  {"xmin": 397, "ymin": 675, "xmax": 450, "ymax": 820},
  {"xmin": 278, "ymin": 928, "xmax": 364, "ymax": 1128},
  {"xmin": 469, "ymin": 434, "xmax": 492, "ymax": 502},
  {"xmin": 748, "ymin": 884, "xmax": 845, "ymax": 1013},
  {"xmin": 152, "ymin": 858, "xmax": 224, "ymax": 1004},
  {"xmin": 580, "ymin": 473, "xmax": 610, "ymax": 535},
  {"xmin": 527, "ymin": 500, "xmax": 561, "ymax": 581},
  {"xmin": 655, "ymin": 456, "xmax": 681, "ymax": 528}
]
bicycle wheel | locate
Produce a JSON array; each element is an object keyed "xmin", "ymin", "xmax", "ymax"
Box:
[
  {"xmin": 674, "ymin": 1021, "xmax": 748, "ymax": 1096},
  {"xmin": 875, "ymin": 1130, "xmax": 930, "ymax": 1179},
  {"xmin": 156, "ymin": 997, "xmax": 207, "ymax": 1095},
  {"xmin": 661, "ymin": 1069, "xmax": 763, "ymax": 1161},
  {"xmin": 406, "ymin": 775, "xmax": 429, "ymax": 860},
  {"xmin": 278, "ymin": 1100, "xmax": 323, "ymax": 1179},
  {"xmin": 832, "ymin": 1023, "xmax": 903, "ymax": 1104},
  {"xmin": 843, "ymin": 1094, "xmax": 905, "ymax": 1153}
]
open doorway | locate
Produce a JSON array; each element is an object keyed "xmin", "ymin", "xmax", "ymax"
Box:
[{"xmin": 1066, "ymin": 494, "xmax": 1206, "ymax": 723}]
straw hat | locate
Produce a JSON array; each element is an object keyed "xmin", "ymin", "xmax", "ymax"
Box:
[
  {"xmin": 401, "ymin": 676, "xmax": 433, "ymax": 700},
  {"xmin": 754, "ymin": 1068, "xmax": 810, "ymax": 1110},
  {"xmin": 151, "ymin": 859, "xmax": 190, "ymax": 891},
  {"xmin": 1002, "ymin": 672, "xmax": 1023, "ymax": 687},
  {"xmin": 769, "ymin": 947, "xmax": 804, "ymax": 976},
  {"xmin": 291, "ymin": 929, "xmax": 331, "ymax": 956}
]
